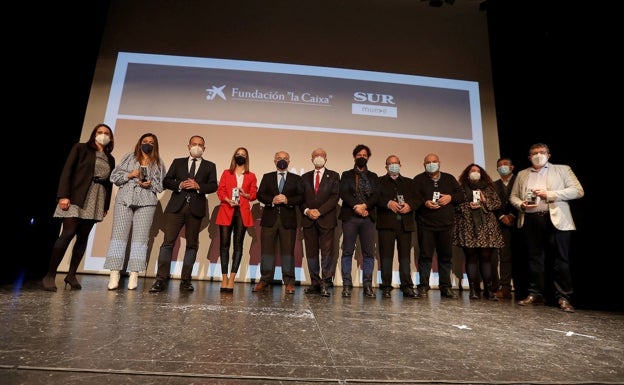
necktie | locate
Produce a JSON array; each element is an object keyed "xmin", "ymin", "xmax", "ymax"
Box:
[
  {"xmin": 278, "ymin": 172, "xmax": 285, "ymax": 193},
  {"xmin": 314, "ymin": 170, "xmax": 320, "ymax": 193},
  {"xmin": 189, "ymin": 158, "xmax": 197, "ymax": 178}
]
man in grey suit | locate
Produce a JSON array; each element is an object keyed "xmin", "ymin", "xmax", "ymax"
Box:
[
  {"xmin": 509, "ymin": 143, "xmax": 584, "ymax": 312},
  {"xmin": 299, "ymin": 148, "xmax": 340, "ymax": 297}
]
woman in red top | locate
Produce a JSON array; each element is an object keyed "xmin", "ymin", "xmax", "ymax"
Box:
[{"xmin": 215, "ymin": 147, "xmax": 258, "ymax": 292}]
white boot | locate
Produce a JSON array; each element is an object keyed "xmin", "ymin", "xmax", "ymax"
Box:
[
  {"xmin": 128, "ymin": 271, "xmax": 139, "ymax": 290},
  {"xmin": 108, "ymin": 270, "xmax": 120, "ymax": 290}
]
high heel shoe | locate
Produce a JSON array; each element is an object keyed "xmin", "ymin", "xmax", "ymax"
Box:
[
  {"xmin": 108, "ymin": 270, "xmax": 120, "ymax": 290},
  {"xmin": 127, "ymin": 271, "xmax": 139, "ymax": 290},
  {"xmin": 64, "ymin": 275, "xmax": 82, "ymax": 290},
  {"xmin": 42, "ymin": 275, "xmax": 57, "ymax": 292}
]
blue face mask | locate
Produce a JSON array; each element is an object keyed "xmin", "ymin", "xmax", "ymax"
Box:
[
  {"xmin": 388, "ymin": 163, "xmax": 400, "ymax": 174},
  {"xmin": 497, "ymin": 165, "xmax": 510, "ymax": 176},
  {"xmin": 425, "ymin": 162, "xmax": 439, "ymax": 173},
  {"xmin": 141, "ymin": 143, "xmax": 154, "ymax": 154}
]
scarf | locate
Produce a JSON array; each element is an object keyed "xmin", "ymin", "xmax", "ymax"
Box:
[{"xmin": 355, "ymin": 167, "xmax": 372, "ymax": 203}]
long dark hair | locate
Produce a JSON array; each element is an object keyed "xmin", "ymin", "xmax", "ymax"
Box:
[
  {"xmin": 86, "ymin": 123, "xmax": 114, "ymax": 154},
  {"xmin": 228, "ymin": 147, "xmax": 250, "ymax": 174},
  {"xmin": 457, "ymin": 163, "xmax": 494, "ymax": 187},
  {"xmin": 133, "ymin": 132, "xmax": 162, "ymax": 166}
]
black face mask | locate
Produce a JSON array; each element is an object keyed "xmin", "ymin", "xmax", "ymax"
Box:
[
  {"xmin": 235, "ymin": 155, "xmax": 246, "ymax": 166},
  {"xmin": 276, "ymin": 159, "xmax": 288, "ymax": 170},
  {"xmin": 141, "ymin": 143, "xmax": 154, "ymax": 154},
  {"xmin": 355, "ymin": 157, "xmax": 368, "ymax": 168}
]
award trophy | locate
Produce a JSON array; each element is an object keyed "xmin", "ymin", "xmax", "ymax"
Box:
[
  {"xmin": 140, "ymin": 166, "xmax": 148, "ymax": 182},
  {"xmin": 232, "ymin": 187, "xmax": 240, "ymax": 205}
]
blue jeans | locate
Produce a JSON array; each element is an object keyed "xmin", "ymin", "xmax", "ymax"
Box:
[{"xmin": 341, "ymin": 216, "xmax": 376, "ymax": 287}]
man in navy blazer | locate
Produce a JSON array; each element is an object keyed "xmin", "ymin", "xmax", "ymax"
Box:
[
  {"xmin": 339, "ymin": 144, "xmax": 379, "ymax": 298},
  {"xmin": 253, "ymin": 151, "xmax": 303, "ymax": 294},
  {"xmin": 299, "ymin": 148, "xmax": 340, "ymax": 297},
  {"xmin": 149, "ymin": 135, "xmax": 218, "ymax": 293}
]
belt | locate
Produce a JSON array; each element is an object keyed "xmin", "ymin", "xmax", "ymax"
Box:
[
  {"xmin": 525, "ymin": 211, "xmax": 548, "ymax": 216},
  {"xmin": 92, "ymin": 176, "xmax": 107, "ymax": 185}
]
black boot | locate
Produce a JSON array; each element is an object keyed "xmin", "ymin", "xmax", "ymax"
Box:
[
  {"xmin": 469, "ymin": 281, "xmax": 480, "ymax": 299},
  {"xmin": 42, "ymin": 247, "xmax": 66, "ymax": 292},
  {"xmin": 483, "ymin": 282, "xmax": 498, "ymax": 301},
  {"xmin": 64, "ymin": 253, "xmax": 83, "ymax": 290},
  {"xmin": 363, "ymin": 285, "xmax": 376, "ymax": 298}
]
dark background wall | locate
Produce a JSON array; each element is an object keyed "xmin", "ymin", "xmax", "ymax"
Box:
[{"xmin": 13, "ymin": 1, "xmax": 613, "ymax": 310}]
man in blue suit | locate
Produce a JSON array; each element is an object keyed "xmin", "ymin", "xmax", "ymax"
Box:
[{"xmin": 253, "ymin": 151, "xmax": 303, "ymax": 294}]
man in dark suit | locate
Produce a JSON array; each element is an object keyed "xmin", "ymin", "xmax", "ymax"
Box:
[
  {"xmin": 149, "ymin": 135, "xmax": 218, "ymax": 292},
  {"xmin": 253, "ymin": 151, "xmax": 303, "ymax": 294},
  {"xmin": 299, "ymin": 148, "xmax": 340, "ymax": 297},
  {"xmin": 339, "ymin": 144, "xmax": 379, "ymax": 298},
  {"xmin": 491, "ymin": 157, "xmax": 525, "ymax": 300},
  {"xmin": 376, "ymin": 155, "xmax": 423, "ymax": 299}
]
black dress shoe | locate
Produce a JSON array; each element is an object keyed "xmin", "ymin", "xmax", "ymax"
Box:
[
  {"xmin": 179, "ymin": 280, "xmax": 194, "ymax": 292},
  {"xmin": 320, "ymin": 286, "xmax": 331, "ymax": 297},
  {"xmin": 382, "ymin": 288, "xmax": 392, "ymax": 298},
  {"xmin": 440, "ymin": 288, "xmax": 458, "ymax": 299},
  {"xmin": 402, "ymin": 287, "xmax": 420, "ymax": 298},
  {"xmin": 149, "ymin": 280, "xmax": 166, "ymax": 293},
  {"xmin": 304, "ymin": 286, "xmax": 321, "ymax": 294},
  {"xmin": 363, "ymin": 285, "xmax": 376, "ymax": 298},
  {"xmin": 417, "ymin": 286, "xmax": 428, "ymax": 298},
  {"xmin": 342, "ymin": 286, "xmax": 352, "ymax": 297}
]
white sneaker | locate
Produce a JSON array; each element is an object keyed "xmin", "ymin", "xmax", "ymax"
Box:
[
  {"xmin": 128, "ymin": 272, "xmax": 139, "ymax": 290},
  {"xmin": 108, "ymin": 270, "xmax": 120, "ymax": 290}
]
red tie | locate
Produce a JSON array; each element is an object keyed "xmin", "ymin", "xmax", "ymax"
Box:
[{"xmin": 314, "ymin": 170, "xmax": 320, "ymax": 193}]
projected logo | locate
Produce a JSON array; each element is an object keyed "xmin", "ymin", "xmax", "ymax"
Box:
[
  {"xmin": 352, "ymin": 91, "xmax": 397, "ymax": 118},
  {"xmin": 206, "ymin": 85, "xmax": 227, "ymax": 101}
]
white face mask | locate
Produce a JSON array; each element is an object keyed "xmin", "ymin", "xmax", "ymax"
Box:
[
  {"xmin": 95, "ymin": 133, "xmax": 110, "ymax": 146},
  {"xmin": 313, "ymin": 156, "xmax": 325, "ymax": 168},
  {"xmin": 190, "ymin": 145, "xmax": 203, "ymax": 158},
  {"xmin": 531, "ymin": 153, "xmax": 548, "ymax": 167},
  {"xmin": 469, "ymin": 171, "xmax": 481, "ymax": 181}
]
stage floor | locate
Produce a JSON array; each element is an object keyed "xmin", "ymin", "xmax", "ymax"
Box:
[{"xmin": 1, "ymin": 274, "xmax": 623, "ymax": 385}]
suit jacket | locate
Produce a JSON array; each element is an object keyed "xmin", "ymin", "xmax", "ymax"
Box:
[
  {"xmin": 215, "ymin": 169, "xmax": 258, "ymax": 227},
  {"xmin": 339, "ymin": 168, "xmax": 379, "ymax": 222},
  {"xmin": 376, "ymin": 174, "xmax": 422, "ymax": 231},
  {"xmin": 57, "ymin": 143, "xmax": 115, "ymax": 211},
  {"xmin": 257, "ymin": 171, "xmax": 303, "ymax": 229},
  {"xmin": 493, "ymin": 174, "xmax": 518, "ymax": 220},
  {"xmin": 509, "ymin": 163, "xmax": 584, "ymax": 230},
  {"xmin": 299, "ymin": 168, "xmax": 340, "ymax": 229},
  {"xmin": 162, "ymin": 157, "xmax": 218, "ymax": 217}
]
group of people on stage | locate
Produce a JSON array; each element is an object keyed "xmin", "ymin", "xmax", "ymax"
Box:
[{"xmin": 43, "ymin": 124, "xmax": 584, "ymax": 312}]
